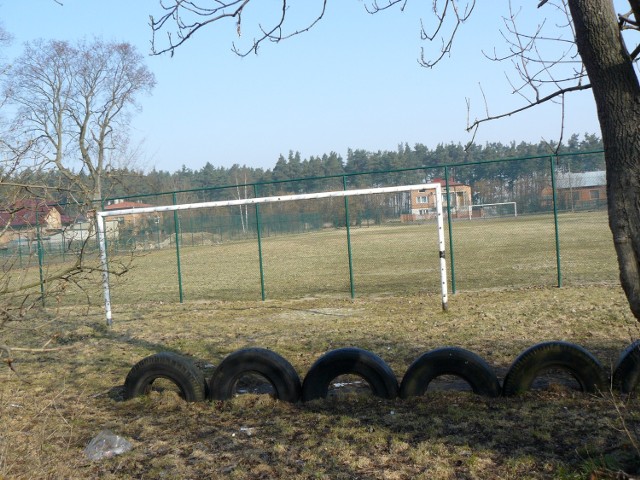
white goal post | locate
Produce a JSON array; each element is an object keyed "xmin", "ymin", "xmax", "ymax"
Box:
[
  {"xmin": 96, "ymin": 183, "xmax": 448, "ymax": 325},
  {"xmin": 468, "ymin": 202, "xmax": 517, "ymax": 219}
]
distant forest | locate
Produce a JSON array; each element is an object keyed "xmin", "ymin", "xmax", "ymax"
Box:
[{"xmin": 14, "ymin": 133, "xmax": 603, "ymax": 205}]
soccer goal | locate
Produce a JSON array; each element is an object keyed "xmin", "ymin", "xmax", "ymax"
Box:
[
  {"xmin": 96, "ymin": 183, "xmax": 448, "ymax": 325},
  {"xmin": 468, "ymin": 202, "xmax": 517, "ymax": 219}
]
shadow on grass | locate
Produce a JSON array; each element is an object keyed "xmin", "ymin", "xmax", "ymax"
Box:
[
  {"xmin": 106, "ymin": 336, "xmax": 640, "ymax": 477},
  {"xmin": 12, "ymin": 324, "xmax": 636, "ymax": 478}
]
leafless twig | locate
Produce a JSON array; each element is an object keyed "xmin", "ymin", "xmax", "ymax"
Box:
[{"xmin": 151, "ymin": 0, "xmax": 328, "ymax": 57}]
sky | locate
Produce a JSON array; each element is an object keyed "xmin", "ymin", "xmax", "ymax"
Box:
[{"xmin": 0, "ymin": 1, "xmax": 603, "ymax": 173}]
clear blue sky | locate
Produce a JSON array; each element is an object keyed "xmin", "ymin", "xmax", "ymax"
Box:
[{"xmin": 0, "ymin": 1, "xmax": 602, "ymax": 173}]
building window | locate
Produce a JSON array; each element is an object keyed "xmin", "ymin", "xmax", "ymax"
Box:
[
  {"xmin": 415, "ymin": 195, "xmax": 428, "ymax": 204},
  {"xmin": 590, "ymin": 190, "xmax": 600, "ymax": 200}
]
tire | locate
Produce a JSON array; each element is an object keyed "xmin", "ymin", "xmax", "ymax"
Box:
[
  {"xmin": 612, "ymin": 340, "xmax": 640, "ymax": 393},
  {"xmin": 301, "ymin": 347, "xmax": 399, "ymax": 402},
  {"xmin": 123, "ymin": 351, "xmax": 206, "ymax": 402},
  {"xmin": 208, "ymin": 348, "xmax": 302, "ymax": 403},
  {"xmin": 399, "ymin": 347, "xmax": 501, "ymax": 398},
  {"xmin": 502, "ymin": 341, "xmax": 607, "ymax": 396}
]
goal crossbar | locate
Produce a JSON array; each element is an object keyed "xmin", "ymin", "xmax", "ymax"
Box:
[
  {"xmin": 96, "ymin": 183, "xmax": 448, "ymax": 324},
  {"xmin": 470, "ymin": 202, "xmax": 517, "ymax": 217}
]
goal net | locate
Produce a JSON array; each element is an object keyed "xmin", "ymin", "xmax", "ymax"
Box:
[
  {"xmin": 96, "ymin": 183, "xmax": 447, "ymax": 325},
  {"xmin": 469, "ymin": 202, "xmax": 517, "ymax": 219}
]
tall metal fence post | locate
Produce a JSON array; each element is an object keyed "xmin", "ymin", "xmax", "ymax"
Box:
[
  {"xmin": 253, "ymin": 184, "xmax": 267, "ymax": 300},
  {"xmin": 343, "ymin": 176, "xmax": 356, "ymax": 299},
  {"xmin": 18, "ymin": 239, "xmax": 23, "ymax": 268},
  {"xmin": 444, "ymin": 167, "xmax": 456, "ymax": 294},
  {"xmin": 97, "ymin": 148, "xmax": 605, "ymax": 301},
  {"xmin": 35, "ymin": 210, "xmax": 46, "ymax": 306},
  {"xmin": 172, "ymin": 192, "xmax": 184, "ymax": 302},
  {"xmin": 550, "ymin": 156, "xmax": 563, "ymax": 287}
]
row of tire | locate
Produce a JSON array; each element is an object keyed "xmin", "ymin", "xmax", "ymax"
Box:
[{"xmin": 123, "ymin": 340, "xmax": 640, "ymax": 403}]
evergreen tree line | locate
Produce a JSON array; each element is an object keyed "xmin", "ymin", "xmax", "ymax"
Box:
[
  {"xmin": 121, "ymin": 133, "xmax": 604, "ymax": 200},
  {"xmin": 0, "ymin": 133, "xmax": 605, "ymax": 250},
  {"xmin": 115, "ymin": 133, "xmax": 605, "ymax": 237},
  {"xmin": 4, "ymin": 133, "xmax": 603, "ymax": 209}
]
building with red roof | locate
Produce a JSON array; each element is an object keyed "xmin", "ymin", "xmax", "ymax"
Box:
[{"xmin": 0, "ymin": 199, "xmax": 74, "ymax": 245}]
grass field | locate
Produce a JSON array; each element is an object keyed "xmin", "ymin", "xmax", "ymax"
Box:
[
  {"xmin": 452, "ymin": 210, "xmax": 617, "ymax": 290},
  {"xmin": 102, "ymin": 210, "xmax": 618, "ymax": 310},
  {"xmin": 2, "ymin": 285, "xmax": 640, "ymax": 479},
  {"xmin": 2, "ymin": 210, "xmax": 617, "ymax": 311},
  {"xmin": 2, "ymin": 209, "xmax": 637, "ymax": 479}
]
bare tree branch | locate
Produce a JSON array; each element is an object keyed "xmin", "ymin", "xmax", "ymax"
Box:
[
  {"xmin": 151, "ymin": 0, "xmax": 328, "ymax": 57},
  {"xmin": 418, "ymin": 0, "xmax": 476, "ymax": 68},
  {"xmin": 453, "ymin": 0, "xmax": 601, "ymax": 150},
  {"xmin": 467, "ymin": 82, "xmax": 591, "ymax": 134}
]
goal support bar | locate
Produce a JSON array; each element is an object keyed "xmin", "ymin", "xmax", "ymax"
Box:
[{"xmin": 96, "ymin": 183, "xmax": 448, "ymax": 325}]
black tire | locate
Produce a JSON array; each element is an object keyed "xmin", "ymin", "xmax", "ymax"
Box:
[
  {"xmin": 123, "ymin": 351, "xmax": 206, "ymax": 402},
  {"xmin": 613, "ymin": 340, "xmax": 640, "ymax": 393},
  {"xmin": 208, "ymin": 348, "xmax": 302, "ymax": 403},
  {"xmin": 502, "ymin": 341, "xmax": 607, "ymax": 396},
  {"xmin": 301, "ymin": 347, "xmax": 399, "ymax": 402},
  {"xmin": 399, "ymin": 347, "xmax": 501, "ymax": 398}
]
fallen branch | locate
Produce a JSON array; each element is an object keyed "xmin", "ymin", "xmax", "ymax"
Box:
[
  {"xmin": 9, "ymin": 345, "xmax": 76, "ymax": 352},
  {"xmin": 1, "ymin": 356, "xmax": 31, "ymax": 384}
]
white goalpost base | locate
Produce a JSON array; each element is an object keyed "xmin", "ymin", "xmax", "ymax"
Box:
[{"xmin": 96, "ymin": 183, "xmax": 448, "ymax": 325}]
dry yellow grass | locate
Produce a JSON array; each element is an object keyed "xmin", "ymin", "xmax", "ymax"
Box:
[
  {"xmin": 1, "ymin": 284, "xmax": 639, "ymax": 479},
  {"xmin": 1, "ymin": 210, "xmax": 617, "ymax": 311}
]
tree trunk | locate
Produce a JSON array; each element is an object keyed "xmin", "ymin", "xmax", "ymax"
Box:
[{"xmin": 568, "ymin": 0, "xmax": 640, "ymax": 319}]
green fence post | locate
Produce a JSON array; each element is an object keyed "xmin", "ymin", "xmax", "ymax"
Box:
[
  {"xmin": 254, "ymin": 185, "xmax": 266, "ymax": 300},
  {"xmin": 550, "ymin": 156, "xmax": 563, "ymax": 287},
  {"xmin": 172, "ymin": 193, "xmax": 184, "ymax": 302},
  {"xmin": 343, "ymin": 176, "xmax": 356, "ymax": 299},
  {"xmin": 18, "ymin": 239, "xmax": 23, "ymax": 268},
  {"xmin": 35, "ymin": 210, "xmax": 45, "ymax": 306},
  {"xmin": 444, "ymin": 167, "xmax": 456, "ymax": 294}
]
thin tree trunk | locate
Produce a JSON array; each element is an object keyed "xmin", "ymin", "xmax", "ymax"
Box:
[{"xmin": 569, "ymin": 0, "xmax": 640, "ymax": 319}]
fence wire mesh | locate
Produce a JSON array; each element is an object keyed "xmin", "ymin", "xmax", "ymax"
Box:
[{"xmin": 0, "ymin": 150, "xmax": 617, "ymax": 307}]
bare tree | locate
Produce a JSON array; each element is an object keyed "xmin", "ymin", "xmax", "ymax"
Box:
[
  {"xmin": 0, "ymin": 26, "xmax": 85, "ymax": 365},
  {"xmin": 150, "ymin": 0, "xmax": 640, "ymax": 322},
  {"xmin": 6, "ymin": 38, "xmax": 156, "ymax": 204},
  {"xmin": 0, "ymin": 26, "xmax": 49, "ymax": 319},
  {"xmin": 0, "ymin": 37, "xmax": 150, "ymax": 353},
  {"xmin": 232, "ymin": 165, "xmax": 251, "ymax": 234}
]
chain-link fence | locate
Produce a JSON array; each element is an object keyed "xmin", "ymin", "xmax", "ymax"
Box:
[{"xmin": 1, "ymin": 150, "xmax": 616, "ymax": 306}]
